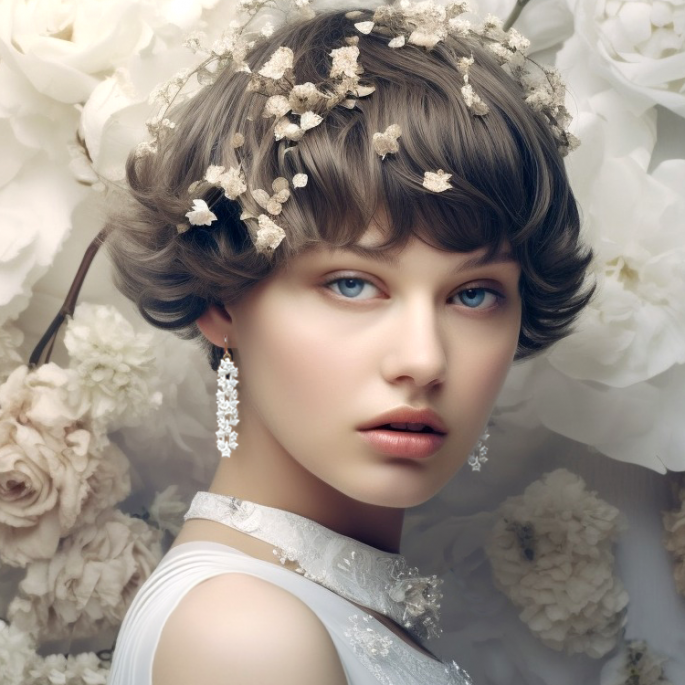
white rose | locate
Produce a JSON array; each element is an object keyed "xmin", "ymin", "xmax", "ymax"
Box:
[
  {"xmin": 8, "ymin": 508, "xmax": 163, "ymax": 641},
  {"xmin": 0, "ymin": 160, "xmax": 86, "ymax": 325},
  {"xmin": 572, "ymin": 0, "xmax": 685, "ymax": 116}
]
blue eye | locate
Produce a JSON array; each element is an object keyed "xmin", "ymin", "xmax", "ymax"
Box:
[
  {"xmin": 456, "ymin": 288, "xmax": 499, "ymax": 309},
  {"xmin": 327, "ymin": 277, "xmax": 377, "ymax": 299}
]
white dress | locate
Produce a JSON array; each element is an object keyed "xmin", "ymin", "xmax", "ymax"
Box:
[{"xmin": 107, "ymin": 493, "xmax": 473, "ymax": 685}]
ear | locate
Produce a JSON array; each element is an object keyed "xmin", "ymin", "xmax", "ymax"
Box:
[{"xmin": 196, "ymin": 304, "xmax": 235, "ymax": 349}]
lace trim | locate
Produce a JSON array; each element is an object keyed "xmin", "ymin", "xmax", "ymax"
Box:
[
  {"xmin": 184, "ymin": 491, "xmax": 443, "ymax": 640},
  {"xmin": 344, "ymin": 614, "xmax": 473, "ymax": 685}
]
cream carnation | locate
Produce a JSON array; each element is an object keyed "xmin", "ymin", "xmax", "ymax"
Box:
[
  {"xmin": 9, "ymin": 508, "xmax": 163, "ymax": 641},
  {"xmin": 64, "ymin": 303, "xmax": 163, "ymax": 430},
  {"xmin": 0, "ymin": 619, "xmax": 38, "ymax": 685},
  {"xmin": 28, "ymin": 651, "xmax": 110, "ymax": 685},
  {"xmin": 486, "ymin": 469, "xmax": 629, "ymax": 658}
]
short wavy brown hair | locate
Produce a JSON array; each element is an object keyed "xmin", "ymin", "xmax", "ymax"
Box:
[{"xmin": 106, "ymin": 9, "xmax": 594, "ymax": 370}]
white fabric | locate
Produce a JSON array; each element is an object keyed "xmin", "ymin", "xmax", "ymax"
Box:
[{"xmin": 107, "ymin": 540, "xmax": 470, "ymax": 685}]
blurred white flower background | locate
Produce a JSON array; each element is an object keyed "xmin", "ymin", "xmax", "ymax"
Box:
[{"xmin": 0, "ymin": 0, "xmax": 684, "ymax": 683}]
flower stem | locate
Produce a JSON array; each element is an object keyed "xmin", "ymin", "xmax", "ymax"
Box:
[
  {"xmin": 503, "ymin": 0, "xmax": 532, "ymax": 32},
  {"xmin": 28, "ymin": 226, "xmax": 111, "ymax": 368}
]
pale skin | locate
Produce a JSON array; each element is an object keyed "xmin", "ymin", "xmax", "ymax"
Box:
[{"xmin": 154, "ymin": 210, "xmax": 522, "ymax": 684}]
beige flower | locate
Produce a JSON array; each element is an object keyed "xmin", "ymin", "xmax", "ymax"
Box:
[
  {"xmin": 372, "ymin": 124, "xmax": 402, "ymax": 159},
  {"xmin": 263, "ymin": 94, "xmax": 292, "ymax": 118},
  {"xmin": 329, "ymin": 45, "xmax": 361, "ymax": 79},
  {"xmin": 204, "ymin": 165, "xmax": 226, "ymax": 184},
  {"xmin": 288, "ymin": 82, "xmax": 325, "ymax": 113},
  {"xmin": 258, "ymin": 46, "xmax": 294, "ymax": 80},
  {"xmin": 422, "ymin": 169, "xmax": 453, "ymax": 192},
  {"xmin": 461, "ymin": 84, "xmax": 489, "ymax": 115},
  {"xmin": 0, "ymin": 365, "xmax": 105, "ymax": 567},
  {"xmin": 354, "ymin": 21, "xmax": 375, "ymax": 34},
  {"xmin": 185, "ymin": 199, "xmax": 217, "ymax": 226},
  {"xmin": 0, "ymin": 323, "xmax": 23, "ymax": 383},
  {"xmin": 299, "ymin": 111, "xmax": 323, "ymax": 131},
  {"xmin": 388, "ymin": 35, "xmax": 406, "ymax": 48},
  {"xmin": 486, "ymin": 469, "xmax": 629, "ymax": 658},
  {"xmin": 274, "ymin": 117, "xmax": 304, "ymax": 141},
  {"xmin": 217, "ymin": 166, "xmax": 247, "ymax": 200},
  {"xmin": 28, "ymin": 651, "xmax": 110, "ymax": 685},
  {"xmin": 231, "ymin": 132, "xmax": 245, "ymax": 148},
  {"xmin": 64, "ymin": 303, "xmax": 162, "ymax": 430},
  {"xmin": 0, "ymin": 618, "xmax": 38, "ymax": 685},
  {"xmin": 8, "ymin": 509, "xmax": 163, "ymax": 641},
  {"xmin": 254, "ymin": 215, "xmax": 286, "ymax": 253},
  {"xmin": 292, "ymin": 173, "xmax": 308, "ymax": 188}
]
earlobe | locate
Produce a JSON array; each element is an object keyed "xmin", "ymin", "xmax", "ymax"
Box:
[{"xmin": 196, "ymin": 304, "xmax": 234, "ymax": 349}]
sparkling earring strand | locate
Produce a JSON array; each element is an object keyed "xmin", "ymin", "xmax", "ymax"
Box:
[
  {"xmin": 216, "ymin": 337, "xmax": 239, "ymax": 458},
  {"xmin": 468, "ymin": 425, "xmax": 490, "ymax": 472}
]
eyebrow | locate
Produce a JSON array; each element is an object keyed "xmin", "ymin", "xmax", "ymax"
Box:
[{"xmin": 337, "ymin": 244, "xmax": 517, "ymax": 271}]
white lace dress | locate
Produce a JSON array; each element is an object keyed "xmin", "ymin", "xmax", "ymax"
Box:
[{"xmin": 107, "ymin": 493, "xmax": 473, "ymax": 685}]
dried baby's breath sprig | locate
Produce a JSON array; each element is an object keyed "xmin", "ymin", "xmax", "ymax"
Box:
[
  {"xmin": 373, "ymin": 124, "xmax": 402, "ymax": 159},
  {"xmin": 292, "ymin": 173, "xmax": 308, "ymax": 188},
  {"xmin": 423, "ymin": 170, "xmax": 453, "ymax": 193}
]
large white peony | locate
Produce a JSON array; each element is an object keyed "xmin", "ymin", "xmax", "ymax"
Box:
[{"xmin": 572, "ymin": 0, "xmax": 685, "ymax": 116}]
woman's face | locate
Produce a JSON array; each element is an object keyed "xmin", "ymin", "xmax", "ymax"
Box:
[{"xmin": 224, "ymin": 218, "xmax": 522, "ymax": 508}]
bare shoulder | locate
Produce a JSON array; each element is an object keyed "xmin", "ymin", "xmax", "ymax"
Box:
[{"xmin": 152, "ymin": 573, "xmax": 348, "ymax": 685}]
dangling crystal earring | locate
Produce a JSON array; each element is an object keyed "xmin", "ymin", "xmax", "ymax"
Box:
[
  {"xmin": 467, "ymin": 425, "xmax": 490, "ymax": 472},
  {"xmin": 216, "ymin": 337, "xmax": 239, "ymax": 458}
]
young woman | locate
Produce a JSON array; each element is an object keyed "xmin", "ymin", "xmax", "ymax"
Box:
[{"xmin": 105, "ymin": 3, "xmax": 593, "ymax": 684}]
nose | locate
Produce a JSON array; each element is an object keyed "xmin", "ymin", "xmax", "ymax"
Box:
[{"xmin": 380, "ymin": 298, "xmax": 447, "ymax": 389}]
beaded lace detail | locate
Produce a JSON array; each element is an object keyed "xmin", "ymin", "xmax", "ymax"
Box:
[
  {"xmin": 184, "ymin": 491, "xmax": 443, "ymax": 641},
  {"xmin": 344, "ymin": 614, "xmax": 473, "ymax": 685}
]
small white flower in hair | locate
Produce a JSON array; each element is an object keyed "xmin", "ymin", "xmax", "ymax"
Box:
[
  {"xmin": 355, "ymin": 21, "xmax": 375, "ymax": 34},
  {"xmin": 204, "ymin": 165, "xmax": 226, "ymax": 184},
  {"xmin": 264, "ymin": 95, "xmax": 292, "ymax": 118},
  {"xmin": 258, "ymin": 46, "xmax": 294, "ymax": 80},
  {"xmin": 218, "ymin": 167, "xmax": 247, "ymax": 200},
  {"xmin": 422, "ymin": 170, "xmax": 453, "ymax": 193},
  {"xmin": 373, "ymin": 124, "xmax": 402, "ymax": 159},
  {"xmin": 299, "ymin": 111, "xmax": 323, "ymax": 131},
  {"xmin": 329, "ymin": 45, "xmax": 361, "ymax": 79},
  {"xmin": 388, "ymin": 35, "xmax": 406, "ymax": 48},
  {"xmin": 255, "ymin": 214, "xmax": 286, "ymax": 252},
  {"xmin": 185, "ymin": 199, "xmax": 217, "ymax": 227},
  {"xmin": 461, "ymin": 83, "xmax": 489, "ymax": 115},
  {"xmin": 292, "ymin": 173, "xmax": 308, "ymax": 188}
]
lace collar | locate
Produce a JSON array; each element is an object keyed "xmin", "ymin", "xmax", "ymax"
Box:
[{"xmin": 184, "ymin": 491, "xmax": 443, "ymax": 641}]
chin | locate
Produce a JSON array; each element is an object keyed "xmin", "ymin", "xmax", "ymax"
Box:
[{"xmin": 344, "ymin": 476, "xmax": 443, "ymax": 510}]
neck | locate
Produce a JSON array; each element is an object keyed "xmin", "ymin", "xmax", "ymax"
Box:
[{"xmin": 208, "ymin": 408, "xmax": 405, "ymax": 553}]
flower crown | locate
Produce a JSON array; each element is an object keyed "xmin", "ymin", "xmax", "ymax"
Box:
[{"xmin": 137, "ymin": 0, "xmax": 579, "ymax": 254}]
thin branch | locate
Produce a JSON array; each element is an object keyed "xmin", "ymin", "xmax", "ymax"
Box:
[
  {"xmin": 28, "ymin": 226, "xmax": 112, "ymax": 368},
  {"xmin": 503, "ymin": 0, "xmax": 532, "ymax": 32}
]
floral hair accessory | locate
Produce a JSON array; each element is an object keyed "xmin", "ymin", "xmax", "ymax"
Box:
[
  {"xmin": 423, "ymin": 170, "xmax": 453, "ymax": 193},
  {"xmin": 141, "ymin": 0, "xmax": 579, "ymax": 251},
  {"xmin": 373, "ymin": 124, "xmax": 402, "ymax": 159}
]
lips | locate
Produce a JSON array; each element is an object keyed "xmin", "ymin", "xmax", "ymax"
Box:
[{"xmin": 357, "ymin": 407, "xmax": 448, "ymax": 435}]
